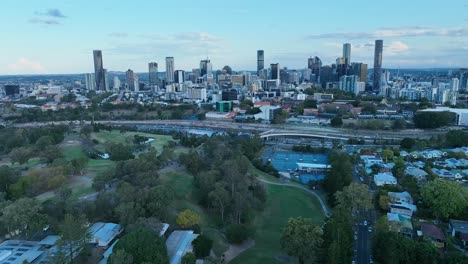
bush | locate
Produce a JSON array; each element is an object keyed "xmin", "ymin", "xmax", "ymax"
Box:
[
  {"xmin": 182, "ymin": 252, "xmax": 196, "ymax": 264},
  {"xmin": 192, "ymin": 235, "xmax": 213, "ymax": 258},
  {"xmin": 226, "ymin": 224, "xmax": 249, "ymax": 244}
]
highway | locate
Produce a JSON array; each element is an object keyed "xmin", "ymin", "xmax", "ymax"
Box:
[{"xmin": 11, "ymin": 119, "xmax": 448, "ymax": 140}]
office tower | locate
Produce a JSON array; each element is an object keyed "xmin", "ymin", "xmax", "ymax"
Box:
[
  {"xmin": 244, "ymin": 72, "xmax": 252, "ymax": 86},
  {"xmin": 174, "ymin": 70, "xmax": 185, "ymax": 84},
  {"xmin": 104, "ymin": 69, "xmax": 109, "ymax": 91},
  {"xmin": 113, "ymin": 76, "xmax": 121, "ymax": 90},
  {"xmin": 149, "ymin": 62, "xmax": 158, "ymax": 86},
  {"xmin": 343, "ymin": 43, "xmax": 351, "ymax": 65},
  {"xmin": 350, "ymin": 63, "xmax": 368, "ymax": 85},
  {"xmin": 93, "ymin": 50, "xmax": 106, "ymax": 91},
  {"xmin": 200, "ymin": 59, "xmax": 212, "ymax": 76},
  {"xmin": 280, "ymin": 68, "xmax": 289, "ymax": 84},
  {"xmin": 289, "ymin": 70, "xmax": 300, "ymax": 84},
  {"xmin": 373, "ymin": 40, "xmax": 383, "ymax": 92},
  {"xmin": 257, "ymin": 50, "xmax": 264, "ymax": 75},
  {"xmin": 459, "ymin": 68, "xmax": 468, "ymax": 92},
  {"xmin": 84, "ymin": 73, "xmax": 96, "ymax": 91},
  {"xmin": 336, "ymin": 57, "xmax": 347, "ymax": 78},
  {"xmin": 307, "ymin": 56, "xmax": 322, "ymax": 81},
  {"xmin": 126, "ymin": 69, "xmax": 135, "ymax": 91},
  {"xmin": 4, "ymin": 84, "xmax": 20, "ymax": 96},
  {"xmin": 270, "ymin": 63, "xmax": 280, "ymax": 80},
  {"xmin": 320, "ymin": 65, "xmax": 333, "ymax": 88},
  {"xmin": 450, "ymin": 78, "xmax": 459, "ymax": 105},
  {"xmin": 165, "ymin": 57, "xmax": 174, "ymax": 83}
]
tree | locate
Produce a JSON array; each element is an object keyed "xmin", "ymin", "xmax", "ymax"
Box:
[
  {"xmin": 413, "ymin": 111, "xmax": 455, "ymax": 129},
  {"xmin": 392, "ymin": 157, "xmax": 406, "ymax": 179},
  {"xmin": 400, "ymin": 138, "xmax": 415, "ymax": 150},
  {"xmin": 445, "ymin": 130, "xmax": 468, "ymax": 148},
  {"xmin": 55, "ymin": 214, "xmax": 91, "ymax": 264},
  {"xmin": 192, "ymin": 235, "xmax": 213, "ymax": 258},
  {"xmin": 379, "ymin": 195, "xmax": 390, "ymax": 211},
  {"xmin": 382, "ymin": 149, "xmax": 394, "ymax": 162},
  {"xmin": 280, "ymin": 217, "xmax": 323, "ymax": 264},
  {"xmin": 226, "ymin": 224, "xmax": 249, "ymax": 244},
  {"xmin": 35, "ymin": 135, "xmax": 54, "ymax": 151},
  {"xmin": 182, "ymin": 252, "xmax": 196, "ymax": 264},
  {"xmin": 176, "ymin": 209, "xmax": 201, "ymax": 229},
  {"xmin": 108, "ymin": 249, "xmax": 134, "ymax": 264},
  {"xmin": 40, "ymin": 145, "xmax": 63, "ymax": 164},
  {"xmin": 334, "ymin": 183, "xmax": 373, "ymax": 213},
  {"xmin": 209, "ymin": 182, "xmax": 230, "ymax": 223},
  {"xmin": 71, "ymin": 157, "xmax": 89, "ymax": 175},
  {"xmin": 113, "ymin": 228, "xmax": 169, "ymax": 264},
  {"xmin": 10, "ymin": 147, "xmax": 34, "ymax": 165},
  {"xmin": 330, "ymin": 117, "xmax": 343, "ymax": 127},
  {"xmin": 421, "ymin": 179, "xmax": 468, "ymax": 219},
  {"xmin": 107, "ymin": 143, "xmax": 134, "ymax": 161},
  {"xmin": 321, "ymin": 208, "xmax": 353, "ymax": 264},
  {"xmin": 0, "ymin": 197, "xmax": 46, "ymax": 238},
  {"xmin": 0, "ymin": 166, "xmax": 18, "ymax": 198},
  {"xmin": 324, "ymin": 151, "xmax": 353, "ymax": 204},
  {"xmin": 392, "ymin": 119, "xmax": 406, "ymax": 130}
]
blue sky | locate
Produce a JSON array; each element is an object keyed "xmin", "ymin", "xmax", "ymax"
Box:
[{"xmin": 1, "ymin": 0, "xmax": 467, "ymax": 74}]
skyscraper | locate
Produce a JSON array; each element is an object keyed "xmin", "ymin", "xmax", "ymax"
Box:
[
  {"xmin": 149, "ymin": 62, "xmax": 158, "ymax": 86},
  {"xmin": 459, "ymin": 68, "xmax": 468, "ymax": 92},
  {"xmin": 350, "ymin": 63, "xmax": 368, "ymax": 85},
  {"xmin": 93, "ymin": 50, "xmax": 106, "ymax": 91},
  {"xmin": 270, "ymin": 63, "xmax": 280, "ymax": 80},
  {"xmin": 126, "ymin": 69, "xmax": 135, "ymax": 91},
  {"xmin": 174, "ymin": 70, "xmax": 185, "ymax": 84},
  {"xmin": 450, "ymin": 78, "xmax": 459, "ymax": 105},
  {"xmin": 307, "ymin": 56, "xmax": 322, "ymax": 82},
  {"xmin": 84, "ymin": 73, "xmax": 96, "ymax": 91},
  {"xmin": 257, "ymin": 50, "xmax": 264, "ymax": 75},
  {"xmin": 113, "ymin": 76, "xmax": 121, "ymax": 91},
  {"xmin": 165, "ymin": 57, "xmax": 174, "ymax": 83},
  {"xmin": 103, "ymin": 69, "xmax": 109, "ymax": 91},
  {"xmin": 200, "ymin": 59, "xmax": 212, "ymax": 76},
  {"xmin": 343, "ymin": 43, "xmax": 351, "ymax": 65},
  {"xmin": 373, "ymin": 40, "xmax": 383, "ymax": 92}
]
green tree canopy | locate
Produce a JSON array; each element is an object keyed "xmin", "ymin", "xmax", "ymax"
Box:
[
  {"xmin": 280, "ymin": 217, "xmax": 323, "ymax": 264},
  {"xmin": 113, "ymin": 228, "xmax": 169, "ymax": 264},
  {"xmin": 421, "ymin": 179, "xmax": 468, "ymax": 219}
]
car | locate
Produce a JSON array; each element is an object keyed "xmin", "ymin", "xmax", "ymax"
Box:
[
  {"xmin": 368, "ymin": 227, "xmax": 372, "ymax": 232},
  {"xmin": 363, "ymin": 220, "xmax": 368, "ymax": 226},
  {"xmin": 360, "ymin": 176, "xmax": 364, "ymax": 182}
]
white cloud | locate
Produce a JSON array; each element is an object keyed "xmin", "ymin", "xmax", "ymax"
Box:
[
  {"xmin": 7, "ymin": 58, "xmax": 45, "ymax": 72},
  {"xmin": 306, "ymin": 26, "xmax": 468, "ymax": 39}
]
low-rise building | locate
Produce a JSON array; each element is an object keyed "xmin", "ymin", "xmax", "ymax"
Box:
[
  {"xmin": 388, "ymin": 191, "xmax": 414, "ymax": 204},
  {"xmin": 449, "ymin": 219, "xmax": 468, "ymax": 247},
  {"xmin": 374, "ymin": 172, "xmax": 397, "ymax": 186},
  {"xmin": 404, "ymin": 166, "xmax": 428, "ymax": 182},
  {"xmin": 420, "ymin": 223, "xmax": 445, "ymax": 249}
]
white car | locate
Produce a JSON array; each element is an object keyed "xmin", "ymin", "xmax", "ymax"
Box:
[{"xmin": 363, "ymin": 220, "xmax": 368, "ymax": 226}]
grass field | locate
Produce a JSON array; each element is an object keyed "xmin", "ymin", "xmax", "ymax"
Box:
[
  {"xmin": 231, "ymin": 185, "xmax": 326, "ymax": 264},
  {"xmin": 92, "ymin": 131, "xmax": 174, "ymax": 154}
]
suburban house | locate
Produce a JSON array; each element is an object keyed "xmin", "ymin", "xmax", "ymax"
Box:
[
  {"xmin": 388, "ymin": 191, "xmax": 414, "ymax": 204},
  {"xmin": 390, "ymin": 202, "xmax": 417, "ymax": 217},
  {"xmin": 89, "ymin": 222, "xmax": 123, "ymax": 247},
  {"xmin": 374, "ymin": 172, "xmax": 397, "ymax": 186},
  {"xmin": 387, "ymin": 213, "xmax": 413, "ymax": 238},
  {"xmin": 449, "ymin": 220, "xmax": 468, "ymax": 248},
  {"xmin": 404, "ymin": 167, "xmax": 428, "ymax": 182},
  {"xmin": 420, "ymin": 223, "xmax": 445, "ymax": 249}
]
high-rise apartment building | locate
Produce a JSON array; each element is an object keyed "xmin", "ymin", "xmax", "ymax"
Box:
[
  {"xmin": 343, "ymin": 43, "xmax": 351, "ymax": 65},
  {"xmin": 165, "ymin": 57, "xmax": 174, "ymax": 83},
  {"xmin": 459, "ymin": 68, "xmax": 468, "ymax": 92},
  {"xmin": 373, "ymin": 40, "xmax": 383, "ymax": 92},
  {"xmin": 257, "ymin": 50, "xmax": 264, "ymax": 75},
  {"xmin": 84, "ymin": 73, "xmax": 96, "ymax": 91},
  {"xmin": 149, "ymin": 62, "xmax": 158, "ymax": 86},
  {"xmin": 93, "ymin": 50, "xmax": 106, "ymax": 91},
  {"xmin": 126, "ymin": 69, "xmax": 136, "ymax": 91}
]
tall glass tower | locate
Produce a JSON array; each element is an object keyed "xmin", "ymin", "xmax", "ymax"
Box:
[
  {"xmin": 373, "ymin": 40, "xmax": 383, "ymax": 92},
  {"xmin": 93, "ymin": 50, "xmax": 106, "ymax": 91},
  {"xmin": 257, "ymin": 50, "xmax": 264, "ymax": 75},
  {"xmin": 165, "ymin": 57, "xmax": 174, "ymax": 83}
]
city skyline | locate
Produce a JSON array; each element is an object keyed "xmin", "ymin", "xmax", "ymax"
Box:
[{"xmin": 1, "ymin": 0, "xmax": 467, "ymax": 75}]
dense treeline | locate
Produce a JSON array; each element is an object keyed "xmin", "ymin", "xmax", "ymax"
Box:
[
  {"xmin": 179, "ymin": 135, "xmax": 266, "ymax": 225},
  {"xmin": 413, "ymin": 111, "xmax": 455, "ymax": 128},
  {"xmin": 0, "ymin": 125, "xmax": 67, "ymax": 154},
  {"xmin": 323, "ymin": 151, "xmax": 353, "ymax": 205},
  {"xmin": 400, "ymin": 130, "xmax": 468, "ymax": 150}
]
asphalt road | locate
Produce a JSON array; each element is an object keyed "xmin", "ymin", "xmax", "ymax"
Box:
[
  {"xmin": 356, "ymin": 224, "xmax": 371, "ymax": 264},
  {"xmin": 11, "ymin": 119, "xmax": 449, "ymax": 140}
]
